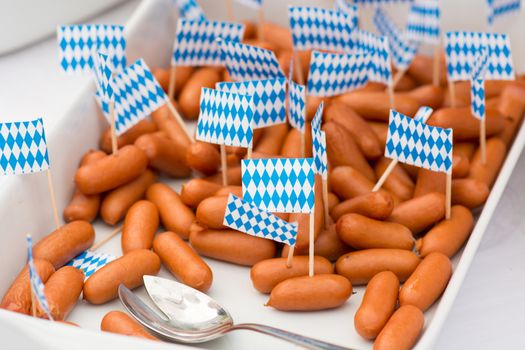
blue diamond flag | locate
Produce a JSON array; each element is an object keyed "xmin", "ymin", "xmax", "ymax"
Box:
[
  {"xmin": 66, "ymin": 250, "xmax": 116, "ymax": 279},
  {"xmin": 405, "ymin": 0, "xmax": 441, "ymax": 45},
  {"xmin": 172, "ymin": 0, "xmax": 206, "ymax": 20}
]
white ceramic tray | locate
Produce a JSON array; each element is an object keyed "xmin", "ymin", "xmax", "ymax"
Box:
[{"xmin": 1, "ymin": 1, "xmax": 524, "ymax": 349}]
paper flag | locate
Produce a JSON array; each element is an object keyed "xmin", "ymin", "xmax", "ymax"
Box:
[
  {"xmin": 172, "ymin": 0, "xmax": 206, "ymax": 20},
  {"xmin": 66, "ymin": 250, "xmax": 116, "ymax": 279},
  {"xmin": 26, "ymin": 235, "xmax": 53, "ymax": 320},
  {"xmin": 406, "ymin": 0, "xmax": 441, "ymax": 44}
]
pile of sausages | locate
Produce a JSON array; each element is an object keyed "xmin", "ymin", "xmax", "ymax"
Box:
[{"xmin": 2, "ymin": 19, "xmax": 525, "ymax": 350}]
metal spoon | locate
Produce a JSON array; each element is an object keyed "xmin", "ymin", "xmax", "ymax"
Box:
[{"xmin": 117, "ymin": 276, "xmax": 352, "ymax": 350}]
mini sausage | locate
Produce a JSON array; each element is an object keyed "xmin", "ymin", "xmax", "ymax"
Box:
[
  {"xmin": 100, "ymin": 170, "xmax": 157, "ymax": 225},
  {"xmin": 214, "ymin": 186, "xmax": 243, "ymax": 198},
  {"xmin": 336, "ymin": 249, "xmax": 420, "ymax": 285},
  {"xmin": 280, "ymin": 128, "xmax": 304, "ymax": 158},
  {"xmin": 329, "ymin": 166, "xmax": 375, "ymax": 200},
  {"xmin": 399, "ymin": 252, "xmax": 452, "ymax": 311},
  {"xmin": 354, "ymin": 271, "xmax": 399, "ymax": 340},
  {"xmin": 337, "ymin": 214, "xmax": 414, "ymax": 250},
  {"xmin": 416, "ymin": 205, "xmax": 474, "ymax": 258},
  {"xmin": 373, "ymin": 305, "xmax": 424, "ymax": 350},
  {"xmin": 33, "ymin": 221, "xmax": 95, "ymax": 269},
  {"xmin": 189, "ymin": 228, "xmax": 276, "ymax": 266},
  {"xmin": 83, "ymin": 249, "xmax": 161, "ymax": 304},
  {"xmin": 121, "ymin": 200, "xmax": 159, "ymax": 254},
  {"xmin": 135, "ymin": 133, "xmax": 191, "ymax": 178},
  {"xmin": 468, "ymin": 137, "xmax": 506, "ymax": 188},
  {"xmin": 260, "ymin": 22, "xmax": 293, "ymax": 52},
  {"xmin": 37, "ymin": 266, "xmax": 84, "ymax": 320},
  {"xmin": 100, "ymin": 119, "xmax": 158, "ymax": 154},
  {"xmin": 196, "ymin": 196, "xmax": 228, "ymax": 229},
  {"xmin": 413, "ymin": 169, "xmax": 445, "ymax": 197},
  {"xmin": 388, "ymin": 192, "xmax": 446, "ymax": 235},
  {"xmin": 204, "ymin": 165, "xmax": 242, "ymax": 186},
  {"xmin": 254, "ymin": 123, "xmax": 289, "ymax": 156},
  {"xmin": 250, "ymin": 256, "xmax": 334, "ymax": 294},
  {"xmin": 331, "ymin": 191, "xmax": 394, "ymax": 222},
  {"xmin": 75, "ymin": 145, "xmax": 148, "ymax": 195},
  {"xmin": 266, "ymin": 274, "xmax": 352, "ymax": 311},
  {"xmin": 327, "ymin": 192, "xmax": 340, "ymax": 213},
  {"xmin": 151, "ymin": 105, "xmax": 192, "ymax": 146},
  {"xmin": 146, "ymin": 183, "xmax": 195, "ymax": 239},
  {"xmin": 451, "ymin": 178, "xmax": 490, "ymax": 208},
  {"xmin": 185, "ymin": 141, "xmax": 221, "ymax": 176},
  {"xmin": 178, "ymin": 68, "xmax": 222, "ymax": 119},
  {"xmin": 152, "ymin": 66, "xmax": 193, "ymax": 99},
  {"xmin": 101, "ymin": 310, "xmax": 158, "ymax": 340},
  {"xmin": 1, "ymin": 259, "xmax": 55, "ymax": 315},
  {"xmin": 180, "ymin": 179, "xmax": 222, "ymax": 208},
  {"xmin": 374, "ymin": 157, "xmax": 414, "ymax": 201},
  {"xmin": 153, "ymin": 231, "xmax": 213, "ymax": 292},
  {"xmin": 406, "ymin": 54, "xmax": 447, "ymax": 86}
]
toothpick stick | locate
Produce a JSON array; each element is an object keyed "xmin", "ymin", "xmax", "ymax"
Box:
[
  {"xmin": 392, "ymin": 69, "xmax": 406, "ymax": 89},
  {"xmin": 166, "ymin": 99, "xmax": 194, "ymax": 143},
  {"xmin": 308, "ymin": 207, "xmax": 315, "ymax": 277},
  {"xmin": 257, "ymin": 7, "xmax": 265, "ymax": 41},
  {"xmin": 168, "ymin": 64, "xmax": 177, "ymax": 101},
  {"xmin": 387, "ymin": 84, "xmax": 395, "ymax": 109},
  {"xmin": 445, "ymin": 172, "xmax": 452, "ymax": 219},
  {"xmin": 246, "ymin": 146, "xmax": 253, "ymax": 160},
  {"xmin": 286, "ymin": 245, "xmax": 295, "ymax": 268},
  {"xmin": 293, "ymin": 52, "xmax": 305, "ymax": 85},
  {"xmin": 109, "ymin": 101, "xmax": 118, "ymax": 156},
  {"xmin": 432, "ymin": 44, "xmax": 441, "ymax": 87},
  {"xmin": 448, "ymin": 80, "xmax": 456, "ymax": 108},
  {"xmin": 220, "ymin": 144, "xmax": 228, "ymax": 186},
  {"xmin": 480, "ymin": 118, "xmax": 487, "ymax": 164},
  {"xmin": 226, "ymin": 0, "xmax": 235, "ymax": 22},
  {"xmin": 46, "ymin": 169, "xmax": 60, "ymax": 229},
  {"xmin": 91, "ymin": 225, "xmax": 123, "ymax": 251},
  {"xmin": 373, "ymin": 159, "xmax": 398, "ymax": 192},
  {"xmin": 321, "ymin": 178, "xmax": 330, "ymax": 229},
  {"xmin": 31, "ymin": 289, "xmax": 37, "ymax": 317}
]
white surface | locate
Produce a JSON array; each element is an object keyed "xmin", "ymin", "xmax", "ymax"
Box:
[{"xmin": 0, "ymin": 1, "xmax": 524, "ymax": 350}]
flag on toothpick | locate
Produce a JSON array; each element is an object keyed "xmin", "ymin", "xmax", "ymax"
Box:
[
  {"xmin": 216, "ymin": 78, "xmax": 286, "ymax": 128},
  {"xmin": 334, "ymin": 0, "xmax": 359, "ymax": 27},
  {"xmin": 0, "ymin": 118, "xmax": 49, "ymax": 175},
  {"xmin": 356, "ymin": 30, "xmax": 393, "ymax": 86},
  {"xmin": 223, "ymin": 194, "xmax": 298, "ymax": 245},
  {"xmin": 235, "ymin": 0, "xmax": 264, "ymax": 8},
  {"xmin": 172, "ymin": 0, "xmax": 206, "ymax": 20},
  {"xmin": 487, "ymin": 0, "xmax": 521, "ymax": 26},
  {"xmin": 307, "ymin": 50, "xmax": 369, "ymax": 97},
  {"xmin": 373, "ymin": 8, "xmax": 419, "ymax": 71},
  {"xmin": 413, "ymin": 106, "xmax": 434, "ymax": 123},
  {"xmin": 67, "ymin": 250, "xmax": 116, "ymax": 280},
  {"xmin": 288, "ymin": 83, "xmax": 306, "ymax": 133},
  {"xmin": 444, "ymin": 31, "xmax": 515, "ymax": 82},
  {"xmin": 470, "ymin": 49, "xmax": 490, "ymax": 120},
  {"xmin": 196, "ymin": 88, "xmax": 254, "ymax": 148},
  {"xmin": 288, "ymin": 6, "xmax": 356, "ymax": 53},
  {"xmin": 405, "ymin": 0, "xmax": 441, "ymax": 45},
  {"xmin": 97, "ymin": 59, "xmax": 168, "ymax": 135},
  {"xmin": 218, "ymin": 40, "xmax": 285, "ymax": 81},
  {"xmin": 242, "ymin": 158, "xmax": 315, "ymax": 213},
  {"xmin": 57, "ymin": 25, "xmax": 126, "ymax": 74},
  {"xmin": 93, "ymin": 52, "xmax": 114, "ymax": 103},
  {"xmin": 172, "ymin": 20, "xmax": 245, "ymax": 66},
  {"xmin": 311, "ymin": 103, "xmax": 328, "ymax": 180},
  {"xmin": 26, "ymin": 235, "xmax": 53, "ymax": 320}
]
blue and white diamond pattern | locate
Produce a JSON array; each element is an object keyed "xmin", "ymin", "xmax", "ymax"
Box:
[
  {"xmin": 172, "ymin": 20, "xmax": 244, "ymax": 66},
  {"xmin": 224, "ymin": 194, "xmax": 298, "ymax": 246},
  {"xmin": 405, "ymin": 0, "xmax": 440, "ymax": 45},
  {"xmin": 93, "ymin": 52, "xmax": 114, "ymax": 102},
  {"xmin": 471, "ymin": 79, "xmax": 485, "ymax": 120},
  {"xmin": 385, "ymin": 110, "xmax": 453, "ymax": 174},
  {"xmin": 0, "ymin": 118, "xmax": 50, "ymax": 175},
  {"xmin": 373, "ymin": 8, "xmax": 419, "ymax": 71},
  {"xmin": 334, "ymin": 0, "xmax": 359, "ymax": 28},
  {"xmin": 311, "ymin": 101, "xmax": 324, "ymax": 132},
  {"xmin": 288, "ymin": 80, "xmax": 306, "ymax": 133},
  {"xmin": 219, "ymin": 40, "xmax": 284, "ymax": 81},
  {"xmin": 66, "ymin": 250, "xmax": 116, "ymax": 279},
  {"xmin": 288, "ymin": 6, "xmax": 356, "ymax": 53},
  {"xmin": 216, "ymin": 78, "xmax": 286, "ymax": 128},
  {"xmin": 471, "ymin": 48, "xmax": 490, "ymax": 81},
  {"xmin": 26, "ymin": 235, "xmax": 53, "ymax": 320},
  {"xmin": 235, "ymin": 0, "xmax": 264, "ymax": 9},
  {"xmin": 352, "ymin": 0, "xmax": 412, "ymax": 3},
  {"xmin": 172, "ymin": 0, "xmax": 206, "ymax": 20},
  {"xmin": 196, "ymin": 88, "xmax": 254, "ymax": 148},
  {"xmin": 97, "ymin": 59, "xmax": 168, "ymax": 136},
  {"xmin": 444, "ymin": 31, "xmax": 515, "ymax": 82},
  {"xmin": 307, "ymin": 50, "xmax": 369, "ymax": 97},
  {"xmin": 487, "ymin": 0, "xmax": 521, "ymax": 25},
  {"xmin": 242, "ymin": 158, "xmax": 315, "ymax": 213},
  {"xmin": 414, "ymin": 106, "xmax": 434, "ymax": 123},
  {"xmin": 356, "ymin": 30, "xmax": 392, "ymax": 86},
  {"xmin": 311, "ymin": 102, "xmax": 328, "ymax": 179},
  {"xmin": 57, "ymin": 25, "xmax": 126, "ymax": 74}
]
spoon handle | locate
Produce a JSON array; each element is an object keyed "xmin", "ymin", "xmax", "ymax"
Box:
[{"xmin": 231, "ymin": 323, "xmax": 354, "ymax": 350}]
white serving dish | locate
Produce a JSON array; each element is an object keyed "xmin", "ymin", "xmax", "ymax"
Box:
[{"xmin": 0, "ymin": 0, "xmax": 524, "ymax": 349}]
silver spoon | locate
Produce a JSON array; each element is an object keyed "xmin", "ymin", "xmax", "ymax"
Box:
[{"xmin": 117, "ymin": 276, "xmax": 353, "ymax": 350}]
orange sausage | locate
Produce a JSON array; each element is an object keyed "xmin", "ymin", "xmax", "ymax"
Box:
[
  {"xmin": 33, "ymin": 221, "xmax": 95, "ymax": 269},
  {"xmin": 151, "ymin": 105, "xmax": 192, "ymax": 146},
  {"xmin": 242, "ymin": 20, "xmax": 257, "ymax": 40},
  {"xmin": 413, "ymin": 169, "xmax": 445, "ymax": 197},
  {"xmin": 325, "ymin": 102, "xmax": 383, "ymax": 159},
  {"xmin": 260, "ymin": 22, "xmax": 293, "ymax": 53},
  {"xmin": 178, "ymin": 68, "xmax": 222, "ymax": 119},
  {"xmin": 451, "ymin": 178, "xmax": 490, "ymax": 208},
  {"xmin": 266, "ymin": 274, "xmax": 352, "ymax": 311},
  {"xmin": 204, "ymin": 165, "xmax": 242, "ymax": 186},
  {"xmin": 254, "ymin": 123, "xmax": 289, "ymax": 156},
  {"xmin": 135, "ymin": 133, "xmax": 191, "ymax": 178},
  {"xmin": 180, "ymin": 179, "xmax": 222, "ymax": 208},
  {"xmin": 331, "ymin": 191, "xmax": 394, "ymax": 222},
  {"xmin": 146, "ymin": 183, "xmax": 195, "ymax": 239},
  {"xmin": 368, "ymin": 121, "xmax": 388, "ymax": 151},
  {"xmin": 453, "ymin": 142, "xmax": 477, "ymax": 160},
  {"xmin": 152, "ymin": 66, "xmax": 193, "ymax": 99},
  {"xmin": 468, "ymin": 137, "xmax": 506, "ymax": 188},
  {"xmin": 100, "ymin": 169, "xmax": 157, "ymax": 225},
  {"xmin": 416, "ymin": 205, "xmax": 474, "ymax": 258},
  {"xmin": 189, "ymin": 227, "xmax": 276, "ymax": 266},
  {"xmin": 1, "ymin": 259, "xmax": 55, "ymax": 315},
  {"xmin": 388, "ymin": 192, "xmax": 446, "ymax": 235},
  {"xmin": 394, "ymin": 73, "xmax": 418, "ymax": 92},
  {"xmin": 373, "ymin": 305, "xmax": 424, "ymax": 350},
  {"xmin": 401, "ymin": 84, "xmax": 444, "ymax": 109},
  {"xmin": 214, "ymin": 186, "xmax": 243, "ymax": 197},
  {"xmin": 277, "ymin": 50, "xmax": 293, "ymax": 78},
  {"xmin": 374, "ymin": 157, "xmax": 414, "ymax": 201},
  {"xmin": 323, "ymin": 122, "xmax": 376, "ymax": 181},
  {"xmin": 327, "ymin": 192, "xmax": 340, "ymax": 213},
  {"xmin": 354, "ymin": 271, "xmax": 399, "ymax": 340},
  {"xmin": 329, "ymin": 166, "xmax": 374, "ymax": 200},
  {"xmin": 196, "ymin": 196, "xmax": 227, "ymax": 229},
  {"xmin": 153, "ymin": 231, "xmax": 213, "ymax": 292},
  {"xmin": 280, "ymin": 128, "xmax": 304, "ymax": 158},
  {"xmin": 37, "ymin": 266, "xmax": 84, "ymax": 320},
  {"xmin": 83, "ymin": 249, "xmax": 161, "ymax": 304},
  {"xmin": 336, "ymin": 249, "xmax": 420, "ymax": 285},
  {"xmin": 399, "ymin": 252, "xmax": 452, "ymax": 311},
  {"xmin": 250, "ymin": 256, "xmax": 334, "ymax": 294},
  {"xmin": 100, "ymin": 119, "xmax": 158, "ymax": 154},
  {"xmin": 185, "ymin": 141, "xmax": 221, "ymax": 176},
  {"xmin": 101, "ymin": 310, "xmax": 158, "ymax": 340},
  {"xmin": 337, "ymin": 214, "xmax": 414, "ymax": 250},
  {"xmin": 406, "ymin": 54, "xmax": 447, "ymax": 86},
  {"xmin": 63, "ymin": 150, "xmax": 106, "ymax": 222},
  {"xmin": 121, "ymin": 200, "xmax": 159, "ymax": 254},
  {"xmin": 75, "ymin": 145, "xmax": 148, "ymax": 195}
]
